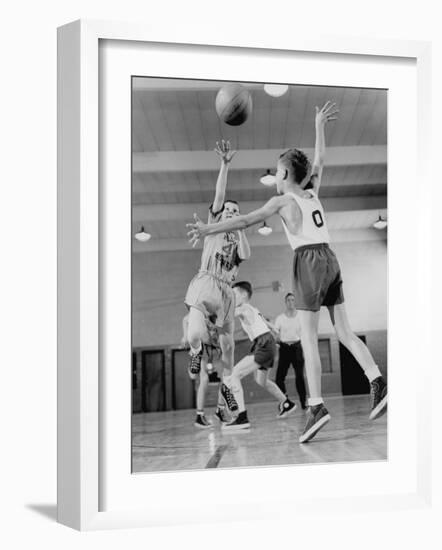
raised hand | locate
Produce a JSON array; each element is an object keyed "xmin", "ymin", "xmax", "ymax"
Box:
[
  {"xmin": 186, "ymin": 213, "xmax": 207, "ymax": 248},
  {"xmin": 315, "ymin": 101, "xmax": 339, "ymax": 127},
  {"xmin": 214, "ymin": 139, "xmax": 237, "ymax": 164}
]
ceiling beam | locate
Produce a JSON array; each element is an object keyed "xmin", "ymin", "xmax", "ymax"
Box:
[
  {"xmin": 132, "ymin": 184, "xmax": 387, "ymax": 206},
  {"xmin": 132, "ymin": 146, "xmax": 387, "ymax": 173},
  {"xmin": 133, "ymin": 227, "xmax": 387, "ymax": 253},
  {"xmin": 132, "ymin": 196, "xmax": 387, "ymax": 222}
]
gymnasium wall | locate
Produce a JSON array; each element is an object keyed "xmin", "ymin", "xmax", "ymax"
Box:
[
  {"xmin": 132, "ymin": 328, "xmax": 387, "ymax": 412},
  {"xmin": 132, "ymin": 236, "xmax": 388, "ymax": 347},
  {"xmin": 132, "ymin": 236, "xmax": 387, "ymax": 405}
]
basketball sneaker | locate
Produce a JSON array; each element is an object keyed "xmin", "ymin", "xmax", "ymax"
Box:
[
  {"xmin": 194, "ymin": 413, "xmax": 212, "ymax": 429},
  {"xmin": 215, "ymin": 406, "xmax": 230, "ymax": 424},
  {"xmin": 369, "ymin": 376, "xmax": 387, "ymax": 420},
  {"xmin": 299, "ymin": 404, "xmax": 331, "ymax": 443},
  {"xmin": 277, "ymin": 398, "xmax": 297, "ymax": 419},
  {"xmin": 220, "ymin": 383, "xmax": 238, "ymax": 412},
  {"xmin": 208, "ymin": 371, "xmax": 221, "ymax": 384},
  {"xmin": 188, "ymin": 347, "xmax": 203, "ymax": 376},
  {"xmin": 222, "ymin": 411, "xmax": 250, "ymax": 431}
]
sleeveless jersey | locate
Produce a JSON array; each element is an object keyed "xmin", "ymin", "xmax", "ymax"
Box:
[
  {"xmin": 280, "ymin": 190, "xmax": 330, "ymax": 250},
  {"xmin": 236, "ymin": 303, "xmax": 269, "ymax": 341},
  {"xmin": 199, "ymin": 207, "xmax": 241, "ymax": 284}
]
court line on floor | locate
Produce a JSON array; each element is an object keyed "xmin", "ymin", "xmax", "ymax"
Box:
[{"xmin": 205, "ymin": 444, "xmax": 229, "ymax": 468}]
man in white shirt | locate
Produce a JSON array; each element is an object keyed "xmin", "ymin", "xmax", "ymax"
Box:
[{"xmin": 274, "ymin": 293, "xmax": 307, "ymax": 409}]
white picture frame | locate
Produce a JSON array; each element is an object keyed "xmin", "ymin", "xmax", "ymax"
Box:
[{"xmin": 57, "ymin": 19, "xmax": 432, "ymax": 531}]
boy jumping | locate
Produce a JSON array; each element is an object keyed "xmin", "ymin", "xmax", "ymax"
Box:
[{"xmin": 187, "ymin": 102, "xmax": 387, "ymax": 443}]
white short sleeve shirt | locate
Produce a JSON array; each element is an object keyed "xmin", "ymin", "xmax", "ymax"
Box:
[{"xmin": 274, "ymin": 313, "xmax": 301, "ymax": 343}]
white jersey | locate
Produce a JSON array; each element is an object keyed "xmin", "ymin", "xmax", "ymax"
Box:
[
  {"xmin": 199, "ymin": 207, "xmax": 241, "ymax": 284},
  {"xmin": 280, "ymin": 191, "xmax": 330, "ymax": 250},
  {"xmin": 235, "ymin": 303, "xmax": 269, "ymax": 341},
  {"xmin": 274, "ymin": 313, "xmax": 301, "ymax": 343}
]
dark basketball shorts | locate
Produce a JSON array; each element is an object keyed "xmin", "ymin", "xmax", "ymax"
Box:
[
  {"xmin": 250, "ymin": 332, "xmax": 276, "ymax": 370},
  {"xmin": 293, "ymin": 243, "xmax": 344, "ymax": 312},
  {"xmin": 185, "ymin": 271, "xmax": 235, "ymax": 329}
]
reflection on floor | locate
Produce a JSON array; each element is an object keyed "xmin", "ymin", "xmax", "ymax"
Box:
[{"xmin": 132, "ymin": 395, "xmax": 387, "ymax": 474}]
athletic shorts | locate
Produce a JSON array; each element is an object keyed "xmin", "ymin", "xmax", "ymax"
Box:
[
  {"xmin": 250, "ymin": 332, "xmax": 276, "ymax": 370},
  {"xmin": 293, "ymin": 243, "xmax": 344, "ymax": 312},
  {"xmin": 185, "ymin": 271, "xmax": 235, "ymax": 330}
]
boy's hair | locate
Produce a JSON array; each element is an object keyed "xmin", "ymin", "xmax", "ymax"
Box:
[
  {"xmin": 233, "ymin": 281, "xmax": 253, "ymax": 298},
  {"xmin": 209, "ymin": 199, "xmax": 240, "ymax": 216},
  {"xmin": 285, "ymin": 292, "xmax": 295, "ymax": 301},
  {"xmin": 279, "ymin": 148, "xmax": 311, "ymax": 184},
  {"xmin": 223, "ymin": 199, "xmax": 240, "ymax": 211}
]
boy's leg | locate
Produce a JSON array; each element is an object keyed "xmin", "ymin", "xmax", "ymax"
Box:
[
  {"xmin": 187, "ymin": 307, "xmax": 209, "ymax": 374},
  {"xmin": 227, "ymin": 355, "xmax": 258, "ymax": 412},
  {"xmin": 255, "ymin": 368, "xmax": 297, "ymax": 418},
  {"xmin": 297, "ymin": 310, "xmax": 322, "ymax": 401},
  {"xmin": 218, "ymin": 326, "xmax": 234, "ymax": 376},
  {"xmin": 196, "ymin": 360, "xmax": 209, "ymax": 412},
  {"xmin": 328, "ymin": 303, "xmax": 387, "ymax": 419},
  {"xmin": 254, "ymin": 369, "xmax": 286, "ymax": 403},
  {"xmin": 297, "ymin": 309, "xmax": 331, "ymax": 443},
  {"xmin": 275, "ymin": 344, "xmax": 291, "ymax": 395},
  {"xmin": 222, "ymin": 355, "xmax": 256, "ymax": 431},
  {"xmin": 328, "ymin": 304, "xmax": 379, "ymax": 379},
  {"xmin": 194, "ymin": 361, "xmax": 212, "ymax": 429},
  {"xmin": 187, "ymin": 307, "xmax": 208, "ymax": 352},
  {"xmin": 216, "ymin": 321, "xmax": 238, "ymax": 412},
  {"xmin": 293, "ymin": 344, "xmax": 307, "ymax": 408}
]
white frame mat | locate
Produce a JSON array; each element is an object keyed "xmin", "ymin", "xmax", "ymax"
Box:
[{"xmin": 57, "ymin": 19, "xmax": 432, "ymax": 531}]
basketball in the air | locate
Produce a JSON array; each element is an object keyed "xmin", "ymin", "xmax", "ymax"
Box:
[{"xmin": 215, "ymin": 83, "xmax": 252, "ymax": 126}]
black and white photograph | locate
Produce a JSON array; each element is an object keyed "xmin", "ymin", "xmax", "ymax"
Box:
[{"xmin": 131, "ymin": 77, "xmax": 388, "ymax": 474}]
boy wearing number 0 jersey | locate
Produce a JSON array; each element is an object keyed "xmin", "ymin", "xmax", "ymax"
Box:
[
  {"xmin": 280, "ymin": 187, "xmax": 344, "ymax": 312},
  {"xmin": 187, "ymin": 101, "xmax": 388, "ymax": 444}
]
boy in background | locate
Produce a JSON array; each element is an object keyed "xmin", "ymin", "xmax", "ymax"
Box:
[{"xmin": 223, "ymin": 282, "xmax": 296, "ymax": 431}]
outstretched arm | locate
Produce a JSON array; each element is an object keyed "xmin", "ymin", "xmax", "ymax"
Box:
[
  {"xmin": 212, "ymin": 140, "xmax": 236, "ymax": 214},
  {"xmin": 237, "ymin": 229, "xmax": 251, "ymax": 260},
  {"xmin": 272, "ymin": 317, "xmax": 282, "ymax": 343},
  {"xmin": 262, "ymin": 316, "xmax": 279, "ymax": 340},
  {"xmin": 310, "ymin": 101, "xmax": 339, "ymax": 194},
  {"xmin": 187, "ymin": 195, "xmax": 287, "ymax": 247}
]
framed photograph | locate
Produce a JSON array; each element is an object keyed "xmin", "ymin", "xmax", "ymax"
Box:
[{"xmin": 57, "ymin": 19, "xmax": 432, "ymax": 530}]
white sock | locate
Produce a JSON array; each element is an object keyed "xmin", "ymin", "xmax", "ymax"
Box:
[
  {"xmin": 190, "ymin": 342, "xmax": 202, "ymax": 356},
  {"xmin": 364, "ymin": 365, "xmax": 382, "ymax": 383},
  {"xmin": 308, "ymin": 397, "xmax": 324, "ymax": 406}
]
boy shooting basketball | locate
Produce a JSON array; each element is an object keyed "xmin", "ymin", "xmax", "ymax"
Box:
[
  {"xmin": 187, "ymin": 102, "xmax": 388, "ymax": 443},
  {"xmin": 184, "ymin": 140, "xmax": 251, "ymax": 421},
  {"xmin": 222, "ymin": 281, "xmax": 296, "ymax": 431}
]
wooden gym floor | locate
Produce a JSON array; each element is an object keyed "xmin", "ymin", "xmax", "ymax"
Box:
[{"xmin": 132, "ymin": 395, "xmax": 387, "ymax": 473}]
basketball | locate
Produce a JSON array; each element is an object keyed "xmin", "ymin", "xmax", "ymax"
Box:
[{"xmin": 215, "ymin": 83, "xmax": 252, "ymax": 126}]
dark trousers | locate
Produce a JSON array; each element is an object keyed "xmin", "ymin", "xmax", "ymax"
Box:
[{"xmin": 275, "ymin": 342, "xmax": 307, "ymax": 407}]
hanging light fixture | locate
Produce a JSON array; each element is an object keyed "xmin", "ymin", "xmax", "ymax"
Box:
[
  {"xmin": 373, "ymin": 215, "xmax": 387, "ymax": 230},
  {"xmin": 264, "ymin": 84, "xmax": 289, "ymax": 97},
  {"xmin": 258, "ymin": 222, "xmax": 273, "ymax": 236},
  {"xmin": 260, "ymin": 169, "xmax": 276, "ymax": 186},
  {"xmin": 135, "ymin": 226, "xmax": 151, "ymax": 242}
]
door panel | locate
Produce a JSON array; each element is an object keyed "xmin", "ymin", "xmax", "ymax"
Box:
[
  {"xmin": 339, "ymin": 335, "xmax": 370, "ymax": 395},
  {"xmin": 141, "ymin": 350, "xmax": 166, "ymax": 412}
]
